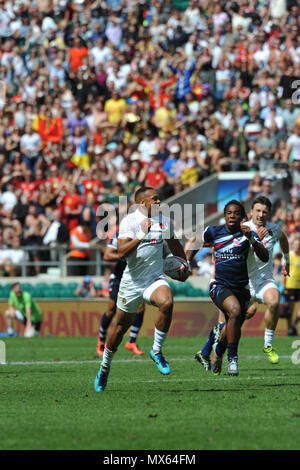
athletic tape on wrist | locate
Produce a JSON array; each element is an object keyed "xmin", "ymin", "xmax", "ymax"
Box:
[{"xmin": 137, "ymin": 230, "xmax": 147, "ymax": 240}]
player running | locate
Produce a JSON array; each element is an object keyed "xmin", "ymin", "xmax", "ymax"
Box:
[
  {"xmin": 243, "ymin": 196, "xmax": 290, "ymax": 362},
  {"xmin": 195, "ymin": 196, "xmax": 290, "ymax": 370},
  {"xmin": 186, "ymin": 200, "xmax": 269, "ymax": 376},
  {"xmin": 94, "ymin": 186, "xmax": 190, "ymax": 391},
  {"xmin": 96, "ymin": 232, "xmax": 145, "ymax": 357}
]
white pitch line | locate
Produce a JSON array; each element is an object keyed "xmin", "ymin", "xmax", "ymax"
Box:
[{"xmin": 1, "ymin": 355, "xmax": 294, "ymax": 366}]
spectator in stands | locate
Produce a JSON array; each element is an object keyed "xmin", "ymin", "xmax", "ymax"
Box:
[
  {"xmin": 43, "ymin": 209, "xmax": 69, "ymax": 261},
  {"xmin": 285, "ymin": 125, "xmax": 300, "ymax": 162},
  {"xmin": 75, "ymin": 275, "xmax": 97, "ymax": 298},
  {"xmin": 256, "ymin": 128, "xmax": 277, "ymax": 171},
  {"xmin": 0, "ymin": 0, "xmax": 297, "ymax": 277},
  {"xmin": 63, "ymin": 183, "xmax": 83, "ymax": 231},
  {"xmin": 0, "ymin": 182, "xmax": 17, "ymax": 212},
  {"xmin": 257, "ymin": 179, "xmax": 282, "ymax": 217},
  {"xmin": 1, "ymin": 207, "xmax": 22, "ymax": 242},
  {"xmin": 20, "ymin": 124, "xmax": 43, "ymax": 172},
  {"xmin": 219, "ymin": 145, "xmax": 246, "ymax": 172},
  {"xmin": 282, "ymin": 99, "xmax": 300, "ymax": 134},
  {"xmin": 23, "ymin": 204, "xmax": 51, "ymax": 275},
  {"xmin": 245, "ymin": 174, "xmax": 264, "ymax": 201},
  {"xmin": 0, "ymin": 235, "xmax": 27, "ymax": 277}
]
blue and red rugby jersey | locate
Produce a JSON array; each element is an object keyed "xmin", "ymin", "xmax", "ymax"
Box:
[{"xmin": 203, "ymin": 225, "xmax": 259, "ymax": 289}]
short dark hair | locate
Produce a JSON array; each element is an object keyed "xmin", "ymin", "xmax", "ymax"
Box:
[
  {"xmin": 11, "ymin": 282, "xmax": 20, "ymax": 290},
  {"xmin": 224, "ymin": 200, "xmax": 246, "ymax": 219},
  {"xmin": 251, "ymin": 196, "xmax": 272, "ymax": 211},
  {"xmin": 134, "ymin": 186, "xmax": 154, "ymax": 202}
]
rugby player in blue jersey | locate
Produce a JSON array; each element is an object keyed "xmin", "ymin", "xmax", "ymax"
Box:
[{"xmin": 186, "ymin": 200, "xmax": 269, "ymax": 376}]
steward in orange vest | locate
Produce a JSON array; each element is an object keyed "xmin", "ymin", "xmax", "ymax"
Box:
[{"xmin": 68, "ymin": 221, "xmax": 91, "ymax": 276}]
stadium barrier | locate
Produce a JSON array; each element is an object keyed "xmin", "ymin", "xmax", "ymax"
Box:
[
  {"xmin": 0, "ymin": 278, "xmax": 211, "ymax": 299},
  {"xmin": 0, "ymin": 299, "xmax": 297, "ymax": 338},
  {"xmin": 0, "ymin": 244, "xmax": 108, "ymax": 277}
]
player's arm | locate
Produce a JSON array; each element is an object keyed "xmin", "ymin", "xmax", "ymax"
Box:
[
  {"xmin": 8, "ymin": 293, "xmax": 17, "ymax": 315},
  {"xmin": 184, "ymin": 236, "xmax": 199, "ymax": 262},
  {"xmin": 279, "ymin": 230, "xmax": 290, "ymax": 276},
  {"xmin": 240, "ymin": 224, "xmax": 269, "ymax": 262},
  {"xmin": 118, "ymin": 218, "xmax": 152, "ymax": 258},
  {"xmin": 185, "ymin": 227, "xmax": 213, "ymax": 262},
  {"xmin": 166, "ymin": 237, "xmax": 187, "ymax": 261},
  {"xmin": 25, "ymin": 307, "xmax": 32, "ymax": 328},
  {"xmin": 103, "ymin": 246, "xmax": 121, "ymax": 262},
  {"xmin": 24, "ymin": 292, "xmax": 33, "ymax": 328}
]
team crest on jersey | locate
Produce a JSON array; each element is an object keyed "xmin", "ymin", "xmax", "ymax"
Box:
[{"xmin": 268, "ymin": 230, "xmax": 273, "ymax": 236}]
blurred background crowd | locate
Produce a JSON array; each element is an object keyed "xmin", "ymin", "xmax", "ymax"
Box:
[{"xmin": 0, "ymin": 0, "xmax": 299, "ymax": 285}]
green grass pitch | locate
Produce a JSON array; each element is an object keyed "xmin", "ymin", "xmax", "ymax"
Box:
[{"xmin": 1, "ymin": 335, "xmax": 300, "ymax": 450}]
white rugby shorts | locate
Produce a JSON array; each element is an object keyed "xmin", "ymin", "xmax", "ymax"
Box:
[
  {"xmin": 249, "ymin": 279, "xmax": 278, "ymax": 304},
  {"xmin": 117, "ymin": 276, "xmax": 170, "ymax": 313}
]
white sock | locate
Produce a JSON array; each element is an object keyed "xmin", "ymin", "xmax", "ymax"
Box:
[
  {"xmin": 152, "ymin": 328, "xmax": 168, "ymax": 354},
  {"xmin": 264, "ymin": 329, "xmax": 275, "ymax": 348},
  {"xmin": 101, "ymin": 346, "xmax": 115, "ymax": 371},
  {"xmin": 7, "ymin": 327, "xmax": 13, "ymax": 335}
]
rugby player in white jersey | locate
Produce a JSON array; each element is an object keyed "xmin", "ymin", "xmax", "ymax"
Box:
[
  {"xmin": 243, "ymin": 196, "xmax": 290, "ymax": 363},
  {"xmin": 94, "ymin": 187, "xmax": 190, "ymax": 391}
]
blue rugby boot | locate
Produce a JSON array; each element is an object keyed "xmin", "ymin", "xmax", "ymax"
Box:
[
  {"xmin": 94, "ymin": 367, "xmax": 110, "ymax": 392},
  {"xmin": 150, "ymin": 349, "xmax": 170, "ymax": 375}
]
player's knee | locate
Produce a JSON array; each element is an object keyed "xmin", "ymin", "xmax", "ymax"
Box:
[
  {"xmin": 228, "ymin": 305, "xmax": 242, "ymax": 320},
  {"xmin": 267, "ymin": 297, "xmax": 280, "ymax": 312},
  {"xmin": 159, "ymin": 297, "xmax": 173, "ymax": 315},
  {"xmin": 5, "ymin": 309, "xmax": 13, "ymax": 318}
]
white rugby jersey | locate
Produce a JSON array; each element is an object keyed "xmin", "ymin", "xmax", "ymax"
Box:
[
  {"xmin": 244, "ymin": 219, "xmax": 282, "ymax": 285},
  {"xmin": 118, "ymin": 209, "xmax": 173, "ymax": 286}
]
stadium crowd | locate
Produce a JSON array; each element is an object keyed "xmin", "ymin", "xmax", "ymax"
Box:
[{"xmin": 0, "ymin": 0, "xmax": 299, "ymax": 279}]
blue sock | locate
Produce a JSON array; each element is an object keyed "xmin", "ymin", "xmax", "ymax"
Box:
[
  {"xmin": 129, "ymin": 312, "xmax": 144, "ymax": 343},
  {"xmin": 227, "ymin": 342, "xmax": 238, "ymax": 360},
  {"xmin": 201, "ymin": 327, "xmax": 215, "ymax": 358},
  {"xmin": 99, "ymin": 313, "xmax": 112, "ymax": 342},
  {"xmin": 202, "ymin": 322, "xmax": 226, "ymax": 357},
  {"xmin": 216, "ymin": 340, "xmax": 227, "ymax": 357}
]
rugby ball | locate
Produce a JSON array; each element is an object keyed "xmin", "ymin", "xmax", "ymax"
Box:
[
  {"xmin": 163, "ymin": 256, "xmax": 189, "ymax": 281},
  {"xmin": 24, "ymin": 326, "xmax": 35, "ymax": 338}
]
